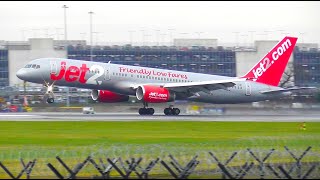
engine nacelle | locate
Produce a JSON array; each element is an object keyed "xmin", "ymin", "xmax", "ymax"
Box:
[
  {"xmin": 91, "ymin": 90, "xmax": 129, "ymax": 103},
  {"xmin": 136, "ymin": 85, "xmax": 175, "ymax": 103}
]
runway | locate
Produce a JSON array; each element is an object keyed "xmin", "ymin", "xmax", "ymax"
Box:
[{"xmin": 1, "ymin": 109, "xmax": 320, "ymax": 122}]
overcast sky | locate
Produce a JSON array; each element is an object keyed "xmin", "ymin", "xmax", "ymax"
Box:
[{"xmin": 0, "ymin": 1, "xmax": 319, "ymax": 46}]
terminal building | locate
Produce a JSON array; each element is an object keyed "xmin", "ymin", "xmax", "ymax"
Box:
[{"xmin": 0, "ymin": 38, "xmax": 319, "ymax": 89}]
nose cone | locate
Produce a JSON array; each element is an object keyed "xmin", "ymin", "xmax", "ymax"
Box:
[{"xmin": 16, "ymin": 68, "xmax": 28, "ymax": 80}]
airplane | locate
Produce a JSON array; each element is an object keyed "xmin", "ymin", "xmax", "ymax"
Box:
[{"xmin": 16, "ymin": 36, "xmax": 315, "ymax": 115}]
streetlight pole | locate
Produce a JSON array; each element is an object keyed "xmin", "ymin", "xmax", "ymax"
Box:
[
  {"xmin": 63, "ymin": 5, "xmax": 68, "ymax": 40},
  {"xmin": 89, "ymin": 11, "xmax": 94, "ymax": 61},
  {"xmin": 62, "ymin": 4, "xmax": 70, "ymax": 107}
]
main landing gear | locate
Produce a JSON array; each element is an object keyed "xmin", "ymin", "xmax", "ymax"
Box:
[
  {"xmin": 139, "ymin": 102, "xmax": 155, "ymax": 115},
  {"xmin": 138, "ymin": 103, "xmax": 180, "ymax": 116},
  {"xmin": 164, "ymin": 105, "xmax": 180, "ymax": 116}
]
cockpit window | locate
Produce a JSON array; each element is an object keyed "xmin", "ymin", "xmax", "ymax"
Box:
[
  {"xmin": 32, "ymin": 64, "xmax": 37, "ymax": 68},
  {"xmin": 36, "ymin": 65, "xmax": 40, "ymax": 69}
]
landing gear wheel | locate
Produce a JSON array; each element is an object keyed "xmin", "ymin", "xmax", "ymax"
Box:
[
  {"xmin": 139, "ymin": 102, "xmax": 155, "ymax": 115},
  {"xmin": 47, "ymin": 98, "xmax": 54, "ymax": 103},
  {"xmin": 139, "ymin": 108, "xmax": 155, "ymax": 115},
  {"xmin": 148, "ymin": 108, "xmax": 155, "ymax": 115},
  {"xmin": 139, "ymin": 108, "xmax": 146, "ymax": 115},
  {"xmin": 173, "ymin": 108, "xmax": 180, "ymax": 115},
  {"xmin": 164, "ymin": 108, "xmax": 173, "ymax": 115},
  {"xmin": 164, "ymin": 107, "xmax": 180, "ymax": 115}
]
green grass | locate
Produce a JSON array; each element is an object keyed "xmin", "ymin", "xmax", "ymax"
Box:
[
  {"xmin": 0, "ymin": 121, "xmax": 319, "ymax": 154},
  {"xmin": 0, "ymin": 121, "xmax": 319, "ymax": 146},
  {"xmin": 0, "ymin": 121, "xmax": 319, "ymax": 178}
]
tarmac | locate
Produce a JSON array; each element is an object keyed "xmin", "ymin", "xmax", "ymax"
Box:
[{"xmin": 0, "ymin": 108, "xmax": 320, "ymax": 122}]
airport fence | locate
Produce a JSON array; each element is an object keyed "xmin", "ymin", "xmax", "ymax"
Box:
[{"xmin": 0, "ymin": 145, "xmax": 319, "ymax": 179}]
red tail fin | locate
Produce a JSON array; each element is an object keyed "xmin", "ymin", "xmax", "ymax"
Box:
[{"xmin": 242, "ymin": 36, "xmax": 298, "ymax": 86}]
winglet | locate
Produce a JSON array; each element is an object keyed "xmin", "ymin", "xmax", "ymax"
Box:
[{"xmin": 242, "ymin": 36, "xmax": 298, "ymax": 86}]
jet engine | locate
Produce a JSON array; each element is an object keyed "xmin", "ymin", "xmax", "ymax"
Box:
[
  {"xmin": 91, "ymin": 90, "xmax": 129, "ymax": 103},
  {"xmin": 136, "ymin": 85, "xmax": 175, "ymax": 103}
]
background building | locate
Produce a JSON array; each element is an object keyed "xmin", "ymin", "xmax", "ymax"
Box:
[
  {"xmin": 173, "ymin": 39, "xmax": 218, "ymax": 47},
  {"xmin": 6, "ymin": 38, "xmax": 66, "ymax": 87},
  {"xmin": 294, "ymin": 45, "xmax": 320, "ymax": 87},
  {"xmin": 67, "ymin": 44, "xmax": 236, "ymax": 77},
  {"xmin": 0, "ymin": 49, "xmax": 8, "ymax": 87}
]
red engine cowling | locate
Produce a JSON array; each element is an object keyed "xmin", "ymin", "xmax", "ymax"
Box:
[
  {"xmin": 136, "ymin": 85, "xmax": 175, "ymax": 103},
  {"xmin": 91, "ymin": 90, "xmax": 129, "ymax": 103}
]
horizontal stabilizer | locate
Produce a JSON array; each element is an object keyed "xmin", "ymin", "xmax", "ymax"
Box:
[{"xmin": 260, "ymin": 87, "xmax": 317, "ymax": 94}]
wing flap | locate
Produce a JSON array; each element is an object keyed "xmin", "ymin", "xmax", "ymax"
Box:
[{"xmin": 164, "ymin": 78, "xmax": 246, "ymax": 89}]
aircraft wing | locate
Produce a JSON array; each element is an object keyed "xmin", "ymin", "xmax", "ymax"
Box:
[
  {"xmin": 260, "ymin": 87, "xmax": 317, "ymax": 94},
  {"xmin": 130, "ymin": 78, "xmax": 246, "ymax": 94},
  {"xmin": 162, "ymin": 78, "xmax": 247, "ymax": 94}
]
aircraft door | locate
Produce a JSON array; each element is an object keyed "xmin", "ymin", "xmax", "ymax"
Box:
[
  {"xmin": 50, "ymin": 61, "xmax": 57, "ymax": 75},
  {"xmin": 245, "ymin": 82, "xmax": 251, "ymax": 96},
  {"xmin": 104, "ymin": 63, "xmax": 111, "ymax": 81}
]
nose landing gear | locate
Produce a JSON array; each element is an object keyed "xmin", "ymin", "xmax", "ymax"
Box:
[{"xmin": 44, "ymin": 81, "xmax": 55, "ymax": 104}]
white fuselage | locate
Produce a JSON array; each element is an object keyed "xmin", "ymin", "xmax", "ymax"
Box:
[{"xmin": 16, "ymin": 58, "xmax": 290, "ymax": 104}]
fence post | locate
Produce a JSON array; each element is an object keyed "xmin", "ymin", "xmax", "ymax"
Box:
[
  {"xmin": 284, "ymin": 146, "xmax": 312, "ymax": 179},
  {"xmin": 247, "ymin": 148, "xmax": 275, "ymax": 179}
]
